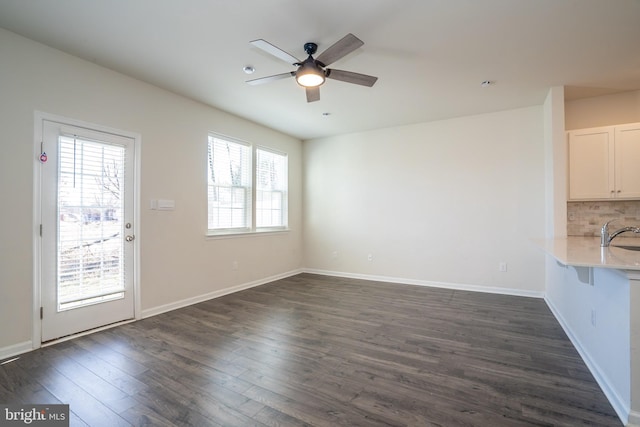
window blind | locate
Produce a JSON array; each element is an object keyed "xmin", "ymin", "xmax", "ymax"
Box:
[
  {"xmin": 256, "ymin": 148, "xmax": 288, "ymax": 228},
  {"xmin": 207, "ymin": 136, "xmax": 252, "ymax": 230},
  {"xmin": 57, "ymin": 135, "xmax": 126, "ymax": 310}
]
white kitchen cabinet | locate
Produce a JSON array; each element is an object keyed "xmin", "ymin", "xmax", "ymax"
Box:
[
  {"xmin": 614, "ymin": 124, "xmax": 640, "ymax": 199},
  {"xmin": 568, "ymin": 123, "xmax": 640, "ymax": 200}
]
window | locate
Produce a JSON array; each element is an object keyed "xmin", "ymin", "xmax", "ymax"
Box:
[
  {"xmin": 256, "ymin": 148, "xmax": 288, "ymax": 228},
  {"xmin": 207, "ymin": 136, "xmax": 252, "ymax": 230},
  {"xmin": 207, "ymin": 134, "xmax": 288, "ymax": 234}
]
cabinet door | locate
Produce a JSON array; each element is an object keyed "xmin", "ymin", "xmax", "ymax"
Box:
[
  {"xmin": 568, "ymin": 128, "xmax": 614, "ymax": 200},
  {"xmin": 615, "ymin": 124, "xmax": 640, "ymax": 199}
]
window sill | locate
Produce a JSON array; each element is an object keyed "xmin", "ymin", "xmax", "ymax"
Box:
[{"xmin": 205, "ymin": 228, "xmax": 290, "ymax": 240}]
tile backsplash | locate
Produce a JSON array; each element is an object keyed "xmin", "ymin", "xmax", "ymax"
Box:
[{"xmin": 567, "ymin": 201, "xmax": 640, "ymax": 237}]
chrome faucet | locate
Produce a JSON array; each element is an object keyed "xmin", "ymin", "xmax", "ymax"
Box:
[{"xmin": 601, "ymin": 220, "xmax": 640, "ymax": 247}]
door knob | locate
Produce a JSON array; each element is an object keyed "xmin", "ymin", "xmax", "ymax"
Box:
[{"xmin": 125, "ymin": 235, "xmax": 135, "ymax": 242}]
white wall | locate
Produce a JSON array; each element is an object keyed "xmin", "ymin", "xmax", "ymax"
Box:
[
  {"xmin": 543, "ymin": 87, "xmax": 567, "ymax": 239},
  {"xmin": 565, "ymin": 90, "xmax": 640, "ymax": 130},
  {"xmin": 303, "ymin": 106, "xmax": 546, "ymax": 294},
  {"xmin": 0, "ymin": 29, "xmax": 303, "ymax": 352}
]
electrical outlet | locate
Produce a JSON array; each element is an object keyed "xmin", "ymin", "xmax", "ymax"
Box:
[
  {"xmin": 232, "ymin": 261, "xmax": 238, "ymax": 271},
  {"xmin": 499, "ymin": 262, "xmax": 507, "ymax": 272},
  {"xmin": 331, "ymin": 251, "xmax": 338, "ymax": 259},
  {"xmin": 367, "ymin": 254, "xmax": 373, "ymax": 262}
]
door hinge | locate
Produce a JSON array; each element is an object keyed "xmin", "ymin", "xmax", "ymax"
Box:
[
  {"xmin": 40, "ymin": 307, "xmax": 43, "ymax": 319},
  {"xmin": 39, "ymin": 224, "xmax": 43, "ymax": 237}
]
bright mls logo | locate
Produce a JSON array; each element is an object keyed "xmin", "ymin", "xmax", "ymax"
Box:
[{"xmin": 1, "ymin": 405, "xmax": 69, "ymax": 426}]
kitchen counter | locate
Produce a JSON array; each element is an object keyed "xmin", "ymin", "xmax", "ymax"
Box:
[
  {"xmin": 539, "ymin": 236, "xmax": 640, "ymax": 426},
  {"xmin": 535, "ymin": 236, "xmax": 640, "ymax": 270}
]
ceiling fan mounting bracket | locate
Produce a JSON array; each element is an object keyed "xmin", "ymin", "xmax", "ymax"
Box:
[{"xmin": 304, "ymin": 42, "xmax": 318, "ymax": 56}]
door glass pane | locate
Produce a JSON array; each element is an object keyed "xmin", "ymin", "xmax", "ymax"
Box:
[{"xmin": 57, "ymin": 136, "xmax": 125, "ymax": 311}]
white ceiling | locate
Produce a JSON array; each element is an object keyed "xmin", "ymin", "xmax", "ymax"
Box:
[{"xmin": 1, "ymin": 0, "xmax": 639, "ymax": 140}]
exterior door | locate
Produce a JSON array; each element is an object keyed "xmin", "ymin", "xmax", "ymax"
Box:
[{"xmin": 40, "ymin": 119, "xmax": 136, "ymax": 342}]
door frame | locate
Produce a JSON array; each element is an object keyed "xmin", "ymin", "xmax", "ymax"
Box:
[{"xmin": 32, "ymin": 111, "xmax": 141, "ymax": 348}]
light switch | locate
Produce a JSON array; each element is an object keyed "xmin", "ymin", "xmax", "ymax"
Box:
[
  {"xmin": 150, "ymin": 199, "xmax": 175, "ymax": 210},
  {"xmin": 157, "ymin": 199, "xmax": 175, "ymax": 210}
]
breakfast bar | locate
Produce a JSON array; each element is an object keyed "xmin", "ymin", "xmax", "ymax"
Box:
[{"xmin": 538, "ymin": 236, "xmax": 640, "ymax": 426}]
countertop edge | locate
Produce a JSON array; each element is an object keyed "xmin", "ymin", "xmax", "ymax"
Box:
[{"xmin": 533, "ymin": 237, "xmax": 640, "ymax": 271}]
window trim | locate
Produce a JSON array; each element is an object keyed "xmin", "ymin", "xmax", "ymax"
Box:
[
  {"xmin": 205, "ymin": 228, "xmax": 289, "ymax": 240},
  {"xmin": 206, "ymin": 133, "xmax": 289, "ymax": 238}
]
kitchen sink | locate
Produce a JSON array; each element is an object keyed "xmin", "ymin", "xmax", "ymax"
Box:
[{"xmin": 612, "ymin": 245, "xmax": 640, "ymax": 251}]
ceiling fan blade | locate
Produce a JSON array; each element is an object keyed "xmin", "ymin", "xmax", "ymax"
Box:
[
  {"xmin": 246, "ymin": 72, "xmax": 295, "ymax": 85},
  {"xmin": 306, "ymin": 87, "xmax": 320, "ymax": 103},
  {"xmin": 326, "ymin": 69, "xmax": 378, "ymax": 87},
  {"xmin": 315, "ymin": 33, "xmax": 364, "ymax": 67},
  {"xmin": 250, "ymin": 39, "xmax": 300, "ymax": 64}
]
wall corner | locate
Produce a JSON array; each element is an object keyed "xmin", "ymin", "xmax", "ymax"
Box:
[{"xmin": 543, "ymin": 86, "xmax": 567, "ymax": 239}]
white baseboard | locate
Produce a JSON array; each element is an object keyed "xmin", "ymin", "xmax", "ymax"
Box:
[
  {"xmin": 0, "ymin": 341, "xmax": 33, "ymax": 361},
  {"xmin": 544, "ymin": 296, "xmax": 629, "ymax": 426},
  {"xmin": 303, "ymin": 268, "xmax": 544, "ymax": 299},
  {"xmin": 141, "ymin": 268, "xmax": 304, "ymax": 319}
]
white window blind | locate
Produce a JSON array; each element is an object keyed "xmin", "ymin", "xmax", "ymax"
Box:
[
  {"xmin": 207, "ymin": 135, "xmax": 252, "ymax": 230},
  {"xmin": 57, "ymin": 135, "xmax": 126, "ymax": 310},
  {"xmin": 256, "ymin": 148, "xmax": 288, "ymax": 228}
]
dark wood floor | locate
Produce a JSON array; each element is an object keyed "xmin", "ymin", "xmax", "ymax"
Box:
[{"xmin": 1, "ymin": 273, "xmax": 622, "ymax": 426}]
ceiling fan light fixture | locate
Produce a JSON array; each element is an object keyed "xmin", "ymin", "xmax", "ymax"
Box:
[
  {"xmin": 296, "ymin": 72, "xmax": 325, "ymax": 87},
  {"xmin": 295, "ymin": 57, "xmax": 325, "ymax": 88}
]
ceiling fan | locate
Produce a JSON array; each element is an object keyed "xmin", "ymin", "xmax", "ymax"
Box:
[{"xmin": 246, "ymin": 33, "xmax": 378, "ymax": 103}]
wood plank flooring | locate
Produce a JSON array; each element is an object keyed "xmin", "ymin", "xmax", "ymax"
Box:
[{"xmin": 0, "ymin": 273, "xmax": 622, "ymax": 426}]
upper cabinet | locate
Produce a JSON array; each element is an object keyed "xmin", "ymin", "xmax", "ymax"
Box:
[
  {"xmin": 614, "ymin": 124, "xmax": 640, "ymax": 199},
  {"xmin": 568, "ymin": 123, "xmax": 640, "ymax": 200}
]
